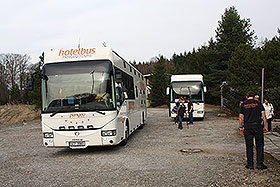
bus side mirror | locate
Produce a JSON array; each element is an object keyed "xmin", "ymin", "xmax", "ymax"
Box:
[
  {"xmin": 166, "ymin": 87, "xmax": 170, "ymax": 95},
  {"xmin": 203, "ymin": 86, "xmax": 207, "ymax": 92},
  {"xmin": 27, "ymin": 77, "xmax": 34, "ymax": 91}
]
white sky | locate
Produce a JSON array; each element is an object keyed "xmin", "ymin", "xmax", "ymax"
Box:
[{"xmin": 0, "ymin": 0, "xmax": 279, "ymax": 63}]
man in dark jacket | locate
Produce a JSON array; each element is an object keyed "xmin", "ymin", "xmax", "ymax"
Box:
[
  {"xmin": 239, "ymin": 91, "xmax": 268, "ymax": 170},
  {"xmin": 187, "ymin": 99, "xmax": 194, "ymax": 124},
  {"xmin": 177, "ymin": 101, "xmax": 186, "ymax": 130}
]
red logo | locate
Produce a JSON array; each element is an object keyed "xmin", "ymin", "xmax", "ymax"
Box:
[
  {"xmin": 70, "ymin": 113, "xmax": 86, "ymax": 118},
  {"xmin": 59, "ymin": 48, "xmax": 96, "ymax": 56}
]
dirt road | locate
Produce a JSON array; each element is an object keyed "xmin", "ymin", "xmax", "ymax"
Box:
[{"xmin": 0, "ymin": 108, "xmax": 279, "ymax": 186}]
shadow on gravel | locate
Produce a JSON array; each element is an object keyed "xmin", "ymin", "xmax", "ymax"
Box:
[
  {"xmin": 52, "ymin": 127, "xmax": 144, "ymax": 157},
  {"xmin": 53, "ymin": 145, "xmax": 123, "ymax": 157}
]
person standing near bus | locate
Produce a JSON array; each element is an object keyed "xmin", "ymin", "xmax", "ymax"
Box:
[
  {"xmin": 178, "ymin": 101, "xmax": 186, "ymax": 130},
  {"xmin": 187, "ymin": 99, "xmax": 194, "ymax": 124},
  {"xmin": 172, "ymin": 102, "xmax": 180, "ymax": 125},
  {"xmin": 239, "ymin": 91, "xmax": 268, "ymax": 170},
  {"xmin": 263, "ymin": 98, "xmax": 274, "ymax": 132}
]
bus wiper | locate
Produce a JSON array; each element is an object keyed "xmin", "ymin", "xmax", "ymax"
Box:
[
  {"xmin": 50, "ymin": 109, "xmax": 62, "ymax": 117},
  {"xmin": 94, "ymin": 110, "xmax": 105, "ymax": 115}
]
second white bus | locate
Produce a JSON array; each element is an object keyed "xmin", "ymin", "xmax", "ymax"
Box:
[{"xmin": 166, "ymin": 74, "xmax": 206, "ymax": 119}]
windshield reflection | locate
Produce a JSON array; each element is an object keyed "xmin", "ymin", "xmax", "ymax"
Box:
[
  {"xmin": 42, "ymin": 60, "xmax": 115, "ymax": 113},
  {"xmin": 171, "ymin": 81, "xmax": 204, "ymax": 102}
]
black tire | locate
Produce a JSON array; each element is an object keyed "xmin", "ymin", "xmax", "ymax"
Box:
[
  {"xmin": 119, "ymin": 123, "xmax": 129, "ymax": 146},
  {"xmin": 139, "ymin": 112, "xmax": 145, "ymax": 129}
]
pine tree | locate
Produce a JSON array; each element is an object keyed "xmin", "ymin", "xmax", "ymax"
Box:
[
  {"xmin": 225, "ymin": 44, "xmax": 262, "ymax": 112},
  {"xmin": 149, "ymin": 56, "xmax": 168, "ymax": 107},
  {"xmin": 216, "ymin": 6, "xmax": 256, "ymax": 53},
  {"xmin": 25, "ymin": 53, "xmax": 43, "ymax": 109},
  {"xmin": 261, "ymin": 30, "xmax": 280, "ymax": 117},
  {"xmin": 206, "ymin": 6, "xmax": 256, "ymax": 105},
  {"xmin": 10, "ymin": 84, "xmax": 21, "ymax": 104}
]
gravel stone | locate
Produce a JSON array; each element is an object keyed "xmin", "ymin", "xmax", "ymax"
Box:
[{"xmin": 0, "ymin": 108, "xmax": 279, "ymax": 186}]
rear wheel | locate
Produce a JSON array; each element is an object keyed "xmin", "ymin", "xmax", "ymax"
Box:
[{"xmin": 139, "ymin": 112, "xmax": 145, "ymax": 129}]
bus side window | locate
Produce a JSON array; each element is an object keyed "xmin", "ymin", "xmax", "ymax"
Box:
[
  {"xmin": 115, "ymin": 67, "xmax": 135, "ymax": 100},
  {"xmin": 116, "ymin": 84, "xmax": 123, "ymax": 106}
]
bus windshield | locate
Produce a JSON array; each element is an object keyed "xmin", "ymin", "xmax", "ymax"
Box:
[
  {"xmin": 42, "ymin": 60, "xmax": 115, "ymax": 113},
  {"xmin": 171, "ymin": 81, "xmax": 204, "ymax": 102}
]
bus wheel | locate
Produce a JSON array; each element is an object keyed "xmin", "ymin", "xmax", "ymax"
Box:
[
  {"xmin": 119, "ymin": 123, "xmax": 129, "ymax": 146},
  {"xmin": 139, "ymin": 112, "xmax": 145, "ymax": 129}
]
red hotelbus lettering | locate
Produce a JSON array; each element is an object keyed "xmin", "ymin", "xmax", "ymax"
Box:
[{"xmin": 58, "ymin": 48, "xmax": 96, "ymax": 56}]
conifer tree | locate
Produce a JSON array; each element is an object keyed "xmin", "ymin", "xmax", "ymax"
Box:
[
  {"xmin": 207, "ymin": 6, "xmax": 256, "ymax": 104},
  {"xmin": 149, "ymin": 56, "xmax": 168, "ymax": 107}
]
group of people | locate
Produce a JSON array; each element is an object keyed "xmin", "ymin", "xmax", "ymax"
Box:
[
  {"xmin": 239, "ymin": 91, "xmax": 275, "ymax": 170},
  {"xmin": 172, "ymin": 96, "xmax": 194, "ymax": 130}
]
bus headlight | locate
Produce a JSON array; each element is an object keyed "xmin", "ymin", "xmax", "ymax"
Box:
[
  {"xmin": 101, "ymin": 130, "xmax": 117, "ymax": 136},
  {"xmin": 197, "ymin": 111, "xmax": 204, "ymax": 114},
  {"xmin": 43, "ymin": 132, "xmax": 54, "ymax": 138}
]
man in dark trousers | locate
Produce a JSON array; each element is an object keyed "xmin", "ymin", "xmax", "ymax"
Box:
[
  {"xmin": 239, "ymin": 91, "xmax": 268, "ymax": 169},
  {"xmin": 187, "ymin": 99, "xmax": 194, "ymax": 124},
  {"xmin": 177, "ymin": 101, "xmax": 186, "ymax": 130}
]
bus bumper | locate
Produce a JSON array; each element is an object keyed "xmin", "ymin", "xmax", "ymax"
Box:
[
  {"xmin": 43, "ymin": 129, "xmax": 123, "ymax": 148},
  {"xmin": 194, "ymin": 111, "xmax": 205, "ymax": 118}
]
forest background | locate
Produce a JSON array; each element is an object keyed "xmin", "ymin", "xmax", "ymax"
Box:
[{"xmin": 0, "ymin": 7, "xmax": 279, "ymax": 117}]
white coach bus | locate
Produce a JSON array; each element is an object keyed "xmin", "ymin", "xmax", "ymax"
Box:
[
  {"xmin": 41, "ymin": 47, "xmax": 147, "ymax": 148},
  {"xmin": 166, "ymin": 74, "xmax": 206, "ymax": 119}
]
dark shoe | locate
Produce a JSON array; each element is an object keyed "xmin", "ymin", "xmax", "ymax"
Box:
[
  {"xmin": 245, "ymin": 164, "xmax": 254, "ymax": 169},
  {"xmin": 257, "ymin": 164, "xmax": 267, "ymax": 170}
]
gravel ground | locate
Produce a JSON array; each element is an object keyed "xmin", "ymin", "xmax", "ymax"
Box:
[{"xmin": 0, "ymin": 108, "xmax": 279, "ymax": 186}]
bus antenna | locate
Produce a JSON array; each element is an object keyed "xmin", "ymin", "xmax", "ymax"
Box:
[{"xmin": 78, "ymin": 37, "xmax": 81, "ymax": 48}]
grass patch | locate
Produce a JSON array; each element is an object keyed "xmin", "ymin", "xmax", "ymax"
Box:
[{"xmin": 0, "ymin": 104, "xmax": 41, "ymax": 125}]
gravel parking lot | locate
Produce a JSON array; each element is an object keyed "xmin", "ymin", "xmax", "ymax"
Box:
[{"xmin": 0, "ymin": 107, "xmax": 279, "ymax": 186}]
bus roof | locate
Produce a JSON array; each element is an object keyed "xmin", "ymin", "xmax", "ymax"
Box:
[
  {"xmin": 44, "ymin": 47, "xmax": 114, "ymax": 64},
  {"xmin": 43, "ymin": 46, "xmax": 144, "ymax": 78},
  {"xmin": 171, "ymin": 74, "xmax": 203, "ymax": 83}
]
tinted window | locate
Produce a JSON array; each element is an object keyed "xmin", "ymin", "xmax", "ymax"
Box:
[{"xmin": 115, "ymin": 67, "xmax": 135, "ymax": 99}]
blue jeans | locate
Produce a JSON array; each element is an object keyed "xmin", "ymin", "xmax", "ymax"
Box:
[
  {"xmin": 178, "ymin": 115, "xmax": 183, "ymax": 129},
  {"xmin": 188, "ymin": 112, "xmax": 193, "ymax": 124}
]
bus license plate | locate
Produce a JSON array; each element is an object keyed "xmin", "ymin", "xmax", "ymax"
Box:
[{"xmin": 69, "ymin": 141, "xmax": 86, "ymax": 147}]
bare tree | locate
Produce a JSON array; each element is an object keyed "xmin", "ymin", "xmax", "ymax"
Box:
[
  {"xmin": 0, "ymin": 63, "xmax": 8, "ymax": 104},
  {"xmin": 0, "ymin": 53, "xmax": 31, "ymax": 103}
]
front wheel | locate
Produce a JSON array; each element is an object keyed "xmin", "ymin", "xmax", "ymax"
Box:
[{"xmin": 119, "ymin": 123, "xmax": 129, "ymax": 146}]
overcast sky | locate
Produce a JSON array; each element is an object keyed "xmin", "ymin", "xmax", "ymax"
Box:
[{"xmin": 0, "ymin": 0, "xmax": 279, "ymax": 63}]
